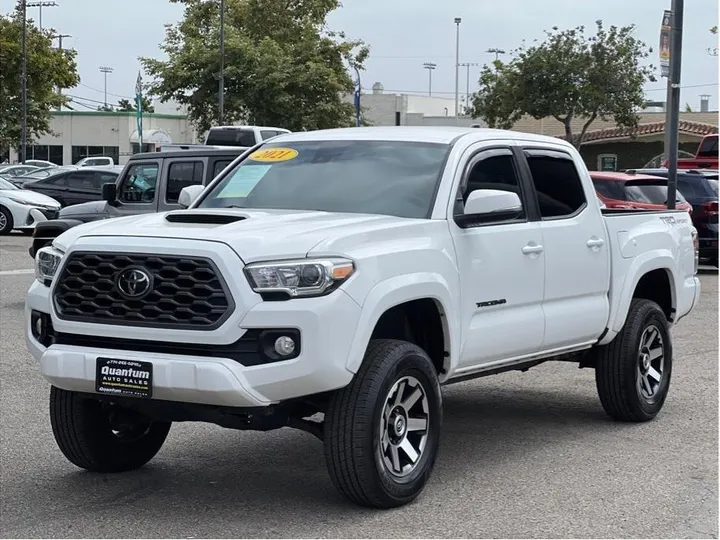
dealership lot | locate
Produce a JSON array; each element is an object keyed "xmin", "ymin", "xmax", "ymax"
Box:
[{"xmin": 1, "ymin": 232, "xmax": 717, "ymax": 539}]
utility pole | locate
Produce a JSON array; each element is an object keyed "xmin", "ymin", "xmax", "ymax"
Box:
[
  {"xmin": 20, "ymin": 0, "xmax": 28, "ymax": 163},
  {"xmin": 454, "ymin": 17, "xmax": 462, "ymax": 123},
  {"xmin": 486, "ymin": 47, "xmax": 506, "ymax": 62},
  {"xmin": 459, "ymin": 62, "xmax": 479, "ymax": 114},
  {"xmin": 27, "ymin": 1, "xmax": 57, "ymax": 30},
  {"xmin": 423, "ymin": 62, "xmax": 437, "ymax": 96},
  {"xmin": 218, "ymin": 0, "xmax": 225, "ymax": 125},
  {"xmin": 51, "ymin": 33, "xmax": 70, "ymax": 108},
  {"xmin": 666, "ymin": 0, "xmax": 684, "ymax": 210},
  {"xmin": 99, "ymin": 66, "xmax": 114, "ymax": 109}
]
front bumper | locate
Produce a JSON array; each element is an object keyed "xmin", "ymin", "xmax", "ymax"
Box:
[
  {"xmin": 15, "ymin": 207, "xmax": 59, "ymax": 230},
  {"xmin": 25, "ymin": 239, "xmax": 363, "ymax": 408}
]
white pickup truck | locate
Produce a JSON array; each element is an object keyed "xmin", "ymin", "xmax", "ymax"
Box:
[{"xmin": 27, "ymin": 127, "xmax": 700, "ymax": 509}]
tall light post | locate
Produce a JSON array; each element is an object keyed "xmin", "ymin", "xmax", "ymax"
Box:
[
  {"xmin": 27, "ymin": 1, "xmax": 57, "ymax": 30},
  {"xmin": 218, "ymin": 0, "xmax": 225, "ymax": 125},
  {"xmin": 454, "ymin": 17, "xmax": 461, "ymax": 123},
  {"xmin": 665, "ymin": 0, "xmax": 685, "ymax": 210},
  {"xmin": 423, "ymin": 62, "xmax": 437, "ymax": 96},
  {"xmin": 51, "ymin": 33, "xmax": 70, "ymax": 109},
  {"xmin": 459, "ymin": 62, "xmax": 479, "ymax": 114},
  {"xmin": 20, "ymin": 0, "xmax": 28, "ymax": 163},
  {"xmin": 99, "ymin": 66, "xmax": 113, "ymax": 109},
  {"xmin": 486, "ymin": 47, "xmax": 506, "ymax": 62}
]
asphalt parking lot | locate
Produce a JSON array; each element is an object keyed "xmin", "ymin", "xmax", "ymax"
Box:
[{"xmin": 1, "ymin": 232, "xmax": 717, "ymax": 539}]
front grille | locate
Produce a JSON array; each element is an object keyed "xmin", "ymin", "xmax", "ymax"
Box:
[{"xmin": 53, "ymin": 252, "xmax": 234, "ymax": 329}]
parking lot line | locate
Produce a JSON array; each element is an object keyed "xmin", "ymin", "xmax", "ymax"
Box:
[{"xmin": 0, "ymin": 269, "xmax": 34, "ymax": 276}]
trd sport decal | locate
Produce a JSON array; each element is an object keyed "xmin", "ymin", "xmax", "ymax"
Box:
[{"xmin": 476, "ymin": 299, "xmax": 507, "ymax": 308}]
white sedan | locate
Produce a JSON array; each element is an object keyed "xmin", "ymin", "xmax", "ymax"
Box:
[{"xmin": 0, "ymin": 177, "xmax": 61, "ymax": 235}]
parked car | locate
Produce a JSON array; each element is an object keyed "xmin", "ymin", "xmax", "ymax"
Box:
[
  {"xmin": 21, "ymin": 166, "xmax": 123, "ymax": 207},
  {"xmin": 13, "ymin": 166, "xmax": 78, "ymax": 185},
  {"xmin": 662, "ymin": 134, "xmax": 718, "ymax": 170},
  {"xmin": 0, "ymin": 164, "xmax": 40, "ymax": 179},
  {"xmin": 24, "ymin": 160, "xmax": 58, "ymax": 168},
  {"xmin": 75, "ymin": 156, "xmax": 115, "ymax": 167},
  {"xmin": 629, "ymin": 168, "xmax": 718, "ymax": 266},
  {"xmin": 0, "ymin": 177, "xmax": 60, "ymax": 234},
  {"xmin": 28, "ymin": 127, "xmax": 700, "ymax": 508},
  {"xmin": 204, "ymin": 125, "xmax": 291, "ymax": 147},
  {"xmin": 590, "ymin": 171, "xmax": 693, "ymax": 212},
  {"xmin": 53, "ymin": 147, "xmax": 248, "ymax": 222}
]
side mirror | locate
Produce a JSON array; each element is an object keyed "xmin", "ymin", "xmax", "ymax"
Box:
[
  {"xmin": 101, "ymin": 182, "xmax": 117, "ymax": 205},
  {"xmin": 455, "ymin": 189, "xmax": 522, "ymax": 227},
  {"xmin": 178, "ymin": 184, "xmax": 205, "ymax": 209}
]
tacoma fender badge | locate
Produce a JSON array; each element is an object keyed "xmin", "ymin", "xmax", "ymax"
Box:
[{"xmin": 476, "ymin": 299, "xmax": 507, "ymax": 308}]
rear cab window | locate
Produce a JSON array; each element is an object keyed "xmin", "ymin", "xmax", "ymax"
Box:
[{"xmin": 205, "ymin": 128, "xmax": 257, "ymax": 147}]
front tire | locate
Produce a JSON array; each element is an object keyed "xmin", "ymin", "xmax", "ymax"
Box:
[
  {"xmin": 324, "ymin": 339, "xmax": 442, "ymax": 508},
  {"xmin": 595, "ymin": 299, "xmax": 672, "ymax": 422},
  {"xmin": 49, "ymin": 386, "xmax": 171, "ymax": 472}
]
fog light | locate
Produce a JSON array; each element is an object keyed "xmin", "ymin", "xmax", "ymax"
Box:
[{"xmin": 274, "ymin": 336, "xmax": 296, "ymax": 356}]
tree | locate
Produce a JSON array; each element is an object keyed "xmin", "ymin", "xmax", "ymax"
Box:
[
  {"xmin": 709, "ymin": 26, "xmax": 718, "ymax": 56},
  {"xmin": 0, "ymin": 3, "xmax": 79, "ymax": 156},
  {"xmin": 140, "ymin": 0, "xmax": 368, "ymax": 135},
  {"xmin": 468, "ymin": 21, "xmax": 655, "ymax": 148},
  {"xmin": 117, "ymin": 97, "xmax": 155, "ymax": 113}
]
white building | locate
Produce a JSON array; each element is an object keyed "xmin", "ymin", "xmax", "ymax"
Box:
[
  {"xmin": 10, "ymin": 110, "xmax": 198, "ymax": 166},
  {"xmin": 344, "ymin": 82, "xmax": 487, "ymax": 128}
]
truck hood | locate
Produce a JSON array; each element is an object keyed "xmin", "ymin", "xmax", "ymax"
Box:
[{"xmin": 53, "ymin": 208, "xmax": 422, "ymax": 263}]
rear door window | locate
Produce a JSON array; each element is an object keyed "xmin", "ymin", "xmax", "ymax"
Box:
[
  {"xmin": 66, "ymin": 171, "xmax": 97, "ymax": 190},
  {"xmin": 697, "ymin": 136, "xmax": 718, "ymax": 159},
  {"xmin": 166, "ymin": 161, "xmax": 204, "ymax": 203},
  {"xmin": 524, "ymin": 150, "xmax": 587, "ymax": 218},
  {"xmin": 211, "ymin": 159, "xmax": 233, "ymax": 179}
]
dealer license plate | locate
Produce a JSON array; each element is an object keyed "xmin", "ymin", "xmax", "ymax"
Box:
[{"xmin": 95, "ymin": 358, "xmax": 153, "ymax": 398}]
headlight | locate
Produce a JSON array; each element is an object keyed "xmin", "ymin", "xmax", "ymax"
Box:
[
  {"xmin": 244, "ymin": 258, "xmax": 355, "ymax": 298},
  {"xmin": 35, "ymin": 246, "xmax": 64, "ymax": 284}
]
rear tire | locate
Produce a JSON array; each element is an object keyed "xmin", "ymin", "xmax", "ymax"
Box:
[
  {"xmin": 595, "ymin": 299, "xmax": 672, "ymax": 422},
  {"xmin": 49, "ymin": 386, "xmax": 171, "ymax": 472},
  {"xmin": 324, "ymin": 339, "xmax": 442, "ymax": 508},
  {"xmin": 0, "ymin": 206, "xmax": 13, "ymax": 235}
]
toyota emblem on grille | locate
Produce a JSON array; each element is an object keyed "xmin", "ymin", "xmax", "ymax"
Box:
[{"xmin": 116, "ymin": 268, "xmax": 152, "ymax": 298}]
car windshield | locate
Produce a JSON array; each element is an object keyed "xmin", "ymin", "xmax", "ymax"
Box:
[
  {"xmin": 0, "ymin": 178, "xmax": 19, "ymax": 190},
  {"xmin": 198, "ymin": 140, "xmax": 451, "ymax": 219}
]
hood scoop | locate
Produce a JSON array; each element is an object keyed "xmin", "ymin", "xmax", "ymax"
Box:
[{"xmin": 165, "ymin": 212, "xmax": 247, "ymax": 225}]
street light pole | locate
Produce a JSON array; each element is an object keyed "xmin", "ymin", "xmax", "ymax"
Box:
[
  {"xmin": 459, "ymin": 62, "xmax": 479, "ymax": 114},
  {"xmin": 454, "ymin": 18, "xmax": 462, "ymax": 123},
  {"xmin": 666, "ymin": 0, "xmax": 684, "ymax": 210},
  {"xmin": 423, "ymin": 62, "xmax": 437, "ymax": 96},
  {"xmin": 486, "ymin": 47, "xmax": 506, "ymax": 62},
  {"xmin": 218, "ymin": 0, "xmax": 225, "ymax": 125},
  {"xmin": 20, "ymin": 0, "xmax": 28, "ymax": 163},
  {"xmin": 99, "ymin": 66, "xmax": 113, "ymax": 109},
  {"xmin": 51, "ymin": 33, "xmax": 70, "ymax": 109},
  {"xmin": 27, "ymin": 1, "xmax": 57, "ymax": 31}
]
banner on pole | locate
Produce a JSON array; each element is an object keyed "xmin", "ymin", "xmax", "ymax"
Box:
[
  {"xmin": 659, "ymin": 10, "xmax": 672, "ymax": 78},
  {"xmin": 135, "ymin": 71, "xmax": 144, "ymax": 148}
]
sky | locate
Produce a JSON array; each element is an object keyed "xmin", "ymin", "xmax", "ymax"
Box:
[{"xmin": 3, "ymin": 0, "xmax": 719, "ymax": 112}]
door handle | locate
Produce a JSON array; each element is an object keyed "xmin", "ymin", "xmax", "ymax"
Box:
[
  {"xmin": 587, "ymin": 238, "xmax": 605, "ymax": 249},
  {"xmin": 522, "ymin": 243, "xmax": 544, "ymax": 255}
]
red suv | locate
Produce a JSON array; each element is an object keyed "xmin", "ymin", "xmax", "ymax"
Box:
[{"xmin": 590, "ymin": 171, "xmax": 692, "ymax": 213}]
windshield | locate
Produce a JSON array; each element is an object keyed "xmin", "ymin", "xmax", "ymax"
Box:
[
  {"xmin": 0, "ymin": 178, "xmax": 19, "ymax": 190},
  {"xmin": 198, "ymin": 140, "xmax": 451, "ymax": 219}
]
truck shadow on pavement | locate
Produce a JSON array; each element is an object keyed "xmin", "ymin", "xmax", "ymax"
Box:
[{"xmin": 4, "ymin": 382, "xmax": 649, "ymax": 536}]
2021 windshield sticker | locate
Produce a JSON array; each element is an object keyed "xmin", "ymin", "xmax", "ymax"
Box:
[{"xmin": 248, "ymin": 148, "xmax": 299, "ymax": 163}]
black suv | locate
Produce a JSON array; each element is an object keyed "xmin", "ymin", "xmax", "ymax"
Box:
[{"xmin": 628, "ymin": 168, "xmax": 719, "ymax": 265}]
